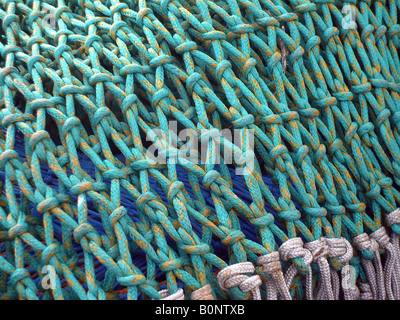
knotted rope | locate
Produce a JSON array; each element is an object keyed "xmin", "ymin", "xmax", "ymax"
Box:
[{"xmin": 0, "ymin": 0, "xmax": 400, "ymax": 300}]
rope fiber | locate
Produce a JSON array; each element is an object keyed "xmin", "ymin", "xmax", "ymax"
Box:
[{"xmin": 1, "ymin": 0, "xmax": 400, "ymax": 300}]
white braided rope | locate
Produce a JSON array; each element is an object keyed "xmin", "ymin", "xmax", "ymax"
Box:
[
  {"xmin": 190, "ymin": 284, "xmax": 214, "ymax": 300},
  {"xmin": 358, "ymin": 282, "xmax": 373, "ymax": 300},
  {"xmin": 326, "ymin": 237, "xmax": 353, "ymax": 263},
  {"xmin": 305, "ymin": 238, "xmax": 334, "ymax": 300},
  {"xmin": 257, "ymin": 252, "xmax": 292, "ymax": 300},
  {"xmin": 353, "ymin": 233, "xmax": 385, "ymax": 300},
  {"xmin": 217, "ymin": 262, "xmax": 262, "ymax": 300},
  {"xmin": 326, "ymin": 237, "xmax": 359, "ymax": 300},
  {"xmin": 279, "ymin": 238, "xmax": 313, "ymax": 300},
  {"xmin": 159, "ymin": 288, "xmax": 186, "ymax": 300}
]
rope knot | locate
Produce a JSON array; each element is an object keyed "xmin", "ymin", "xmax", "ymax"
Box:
[
  {"xmin": 136, "ymin": 192, "xmax": 160, "ymax": 216},
  {"xmin": 167, "ymin": 181, "xmax": 185, "ymax": 203},
  {"xmin": 369, "ymin": 227, "xmax": 390, "ymax": 249},
  {"xmin": 10, "ymin": 268, "xmax": 31, "ymax": 287},
  {"xmin": 149, "ymin": 54, "xmax": 172, "ymax": 68},
  {"xmin": 243, "ymin": 58, "xmax": 257, "ymax": 76},
  {"xmin": 190, "ymin": 284, "xmax": 214, "ymax": 300},
  {"xmin": 326, "ymin": 237, "xmax": 353, "ymax": 263},
  {"xmin": 294, "ymin": 3, "xmax": 316, "ymax": 13},
  {"xmin": 73, "ymin": 223, "xmax": 100, "ymax": 246},
  {"xmin": 160, "ymin": 257, "xmax": 190, "ymax": 272},
  {"xmin": 41, "ymin": 243, "xmax": 61, "ymax": 265},
  {"xmin": 238, "ymin": 275, "xmax": 262, "ymax": 295},
  {"xmin": 0, "ymin": 66, "xmax": 18, "ymax": 86},
  {"xmin": 229, "ymin": 23, "xmax": 254, "ymax": 35},
  {"xmin": 201, "ymin": 30, "xmax": 226, "ymax": 41},
  {"xmin": 202, "ymin": 170, "xmax": 223, "ymax": 189},
  {"xmin": 250, "ymin": 213, "xmax": 275, "ymax": 228},
  {"xmin": 352, "ymin": 233, "xmax": 379, "ymax": 254},
  {"xmin": 136, "ymin": 8, "xmax": 153, "ymax": 28},
  {"xmin": 0, "ymin": 149, "xmax": 19, "ymax": 170},
  {"xmin": 110, "ymin": 206, "xmax": 127, "ymax": 227},
  {"xmin": 62, "ymin": 116, "xmax": 81, "ymax": 134},
  {"xmin": 232, "ymin": 114, "xmax": 254, "ymax": 129},
  {"xmin": 8, "ymin": 223, "xmax": 28, "ymax": 240},
  {"xmin": 116, "ymin": 274, "xmax": 146, "ymax": 287},
  {"xmin": 386, "ymin": 208, "xmax": 400, "ymax": 227},
  {"xmin": 304, "ymin": 238, "xmax": 329, "ymax": 263},
  {"xmin": 269, "ymin": 144, "xmax": 289, "ymax": 164},
  {"xmin": 221, "ymin": 230, "xmax": 245, "ymax": 246},
  {"xmin": 186, "ymin": 72, "xmax": 203, "ymax": 93},
  {"xmin": 70, "ymin": 181, "xmax": 93, "ymax": 196},
  {"xmin": 2, "ymin": 113, "xmax": 35, "ymax": 127},
  {"xmin": 217, "ymin": 262, "xmax": 262, "ymax": 299},
  {"xmin": 216, "ymin": 60, "xmax": 232, "ymax": 81},
  {"xmin": 257, "ymin": 251, "xmax": 281, "ymax": 274},
  {"xmin": 305, "ymin": 36, "xmax": 321, "ymax": 52},
  {"xmin": 279, "ymin": 237, "xmax": 312, "ymax": 265}
]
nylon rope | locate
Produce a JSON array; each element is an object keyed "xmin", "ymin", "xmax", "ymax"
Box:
[{"xmin": 0, "ymin": 0, "xmax": 400, "ymax": 300}]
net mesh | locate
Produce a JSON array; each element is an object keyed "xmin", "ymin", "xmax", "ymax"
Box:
[{"xmin": 1, "ymin": 0, "xmax": 400, "ymax": 300}]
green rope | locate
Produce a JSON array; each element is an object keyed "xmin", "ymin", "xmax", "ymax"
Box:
[{"xmin": 1, "ymin": 0, "xmax": 400, "ymax": 300}]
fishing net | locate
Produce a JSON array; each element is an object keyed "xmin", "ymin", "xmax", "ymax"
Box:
[{"xmin": 1, "ymin": 0, "xmax": 400, "ymax": 300}]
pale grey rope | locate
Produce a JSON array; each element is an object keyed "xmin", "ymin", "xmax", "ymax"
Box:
[
  {"xmin": 257, "ymin": 252, "xmax": 292, "ymax": 300},
  {"xmin": 370, "ymin": 239, "xmax": 386, "ymax": 300},
  {"xmin": 305, "ymin": 238, "xmax": 335, "ymax": 300},
  {"xmin": 217, "ymin": 262, "xmax": 262, "ymax": 300},
  {"xmin": 341, "ymin": 265, "xmax": 360, "ymax": 300},
  {"xmin": 391, "ymin": 234, "xmax": 400, "ymax": 299},
  {"xmin": 265, "ymin": 277, "xmax": 278, "ymax": 300},
  {"xmin": 391, "ymin": 233, "xmax": 400, "ymax": 297},
  {"xmin": 314, "ymin": 278, "xmax": 326, "ymax": 300},
  {"xmin": 279, "ymin": 238, "xmax": 313, "ymax": 300},
  {"xmin": 386, "ymin": 209, "xmax": 400, "ymax": 299},
  {"xmin": 330, "ymin": 269, "xmax": 340, "ymax": 300},
  {"xmin": 190, "ymin": 284, "xmax": 214, "ymax": 300},
  {"xmin": 159, "ymin": 288, "xmax": 186, "ymax": 300},
  {"xmin": 370, "ymin": 227, "xmax": 400, "ymax": 300},
  {"xmin": 358, "ymin": 281, "xmax": 373, "ymax": 300},
  {"xmin": 353, "ymin": 233, "xmax": 386, "ymax": 300},
  {"xmin": 326, "ymin": 237, "xmax": 359, "ymax": 300}
]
